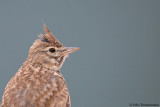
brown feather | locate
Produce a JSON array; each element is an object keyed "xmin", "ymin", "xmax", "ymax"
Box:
[
  {"xmin": 42, "ymin": 24, "xmax": 63, "ymax": 47},
  {"xmin": 0, "ymin": 24, "xmax": 79, "ymax": 107},
  {"xmin": 1, "ymin": 62, "xmax": 70, "ymax": 107}
]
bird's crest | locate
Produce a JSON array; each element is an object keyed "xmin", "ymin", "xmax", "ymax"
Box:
[{"xmin": 38, "ymin": 24, "xmax": 63, "ymax": 47}]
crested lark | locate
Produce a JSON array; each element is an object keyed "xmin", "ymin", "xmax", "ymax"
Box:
[{"xmin": 1, "ymin": 24, "xmax": 79, "ymax": 107}]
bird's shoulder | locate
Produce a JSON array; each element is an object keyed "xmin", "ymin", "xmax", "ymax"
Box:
[{"xmin": 1, "ymin": 65, "xmax": 70, "ymax": 107}]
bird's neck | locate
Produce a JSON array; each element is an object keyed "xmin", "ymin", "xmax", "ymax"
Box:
[{"xmin": 23, "ymin": 56, "xmax": 60, "ymax": 71}]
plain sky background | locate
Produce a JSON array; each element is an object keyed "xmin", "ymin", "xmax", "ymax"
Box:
[{"xmin": 0, "ymin": 0, "xmax": 160, "ymax": 107}]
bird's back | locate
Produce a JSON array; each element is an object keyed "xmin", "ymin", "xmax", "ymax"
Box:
[{"xmin": 1, "ymin": 63, "xmax": 70, "ymax": 107}]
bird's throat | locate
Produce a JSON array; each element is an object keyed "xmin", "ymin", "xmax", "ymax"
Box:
[{"xmin": 25, "ymin": 54, "xmax": 67, "ymax": 71}]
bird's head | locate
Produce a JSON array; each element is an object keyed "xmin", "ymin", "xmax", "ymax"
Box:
[{"xmin": 28, "ymin": 24, "xmax": 80, "ymax": 71}]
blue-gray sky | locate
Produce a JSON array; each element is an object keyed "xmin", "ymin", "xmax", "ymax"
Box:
[{"xmin": 0, "ymin": 0, "xmax": 160, "ymax": 107}]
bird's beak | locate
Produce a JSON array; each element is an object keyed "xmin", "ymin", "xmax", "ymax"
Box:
[{"xmin": 61, "ymin": 47, "xmax": 80, "ymax": 56}]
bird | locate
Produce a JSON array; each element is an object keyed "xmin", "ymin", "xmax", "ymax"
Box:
[{"xmin": 1, "ymin": 24, "xmax": 80, "ymax": 107}]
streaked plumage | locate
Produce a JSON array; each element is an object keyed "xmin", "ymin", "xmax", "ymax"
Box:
[{"xmin": 1, "ymin": 24, "xmax": 79, "ymax": 107}]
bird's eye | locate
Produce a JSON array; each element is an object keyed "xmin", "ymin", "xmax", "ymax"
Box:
[{"xmin": 49, "ymin": 48, "xmax": 56, "ymax": 53}]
